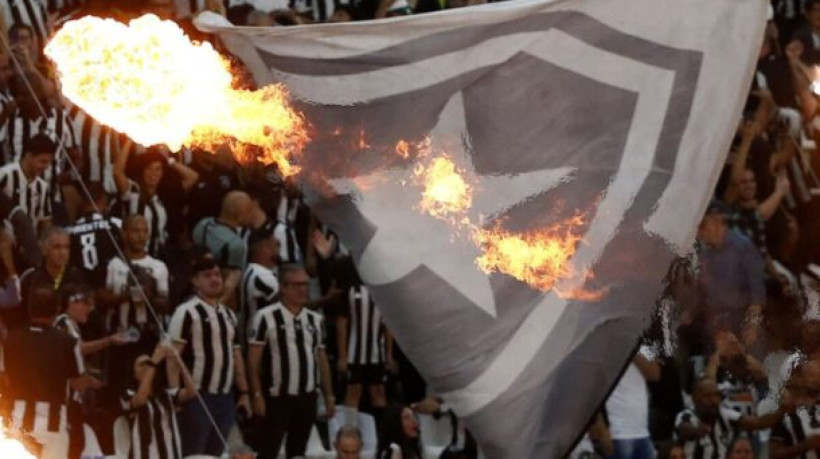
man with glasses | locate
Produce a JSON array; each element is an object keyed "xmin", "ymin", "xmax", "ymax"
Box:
[{"xmin": 248, "ymin": 264, "xmax": 335, "ymax": 459}]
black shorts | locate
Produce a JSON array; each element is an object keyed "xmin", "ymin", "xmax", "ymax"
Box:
[{"xmin": 347, "ymin": 364, "xmax": 386, "ymax": 385}]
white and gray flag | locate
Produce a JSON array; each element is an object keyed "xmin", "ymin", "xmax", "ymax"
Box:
[{"xmin": 200, "ymin": 0, "xmax": 766, "ymax": 456}]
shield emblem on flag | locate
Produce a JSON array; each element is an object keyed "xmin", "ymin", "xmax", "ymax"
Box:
[{"xmin": 201, "ymin": 1, "xmax": 765, "ymax": 455}]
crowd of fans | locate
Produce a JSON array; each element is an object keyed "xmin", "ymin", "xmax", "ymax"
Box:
[
  {"xmin": 0, "ymin": 0, "xmax": 490, "ymax": 458},
  {"xmin": 5, "ymin": 0, "xmax": 820, "ymax": 458}
]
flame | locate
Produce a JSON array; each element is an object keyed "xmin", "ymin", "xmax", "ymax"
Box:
[
  {"xmin": 410, "ymin": 151, "xmax": 601, "ymax": 297},
  {"xmin": 415, "ymin": 156, "xmax": 473, "ymax": 219},
  {"xmin": 396, "ymin": 140, "xmax": 410, "ymax": 159},
  {"xmin": 44, "ymin": 15, "xmax": 308, "ymax": 175},
  {"xmin": 474, "ymin": 215, "xmax": 585, "ymax": 293},
  {"xmin": 0, "ymin": 422, "xmax": 36, "ymax": 458}
]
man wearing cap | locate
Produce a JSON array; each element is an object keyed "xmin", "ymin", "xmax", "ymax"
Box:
[
  {"xmin": 168, "ymin": 250, "xmax": 251, "ymax": 457},
  {"xmin": 54, "ymin": 283, "xmax": 127, "ymax": 458},
  {"xmin": 0, "ymin": 286, "xmax": 93, "ymax": 459},
  {"xmin": 696, "ymin": 199, "xmax": 766, "ymax": 345}
]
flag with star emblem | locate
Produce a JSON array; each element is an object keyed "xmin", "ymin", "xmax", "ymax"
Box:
[{"xmin": 198, "ymin": 0, "xmax": 766, "ymax": 456}]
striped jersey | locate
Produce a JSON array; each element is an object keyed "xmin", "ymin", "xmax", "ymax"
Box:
[
  {"xmin": 273, "ymin": 221, "xmax": 302, "ymax": 264},
  {"xmin": 674, "ymin": 407, "xmax": 742, "ymax": 459},
  {"xmin": 1, "ymin": 107, "xmax": 76, "ymax": 203},
  {"xmin": 109, "ymin": 179, "xmax": 168, "ymax": 257},
  {"xmin": 0, "ymin": 0, "xmax": 50, "ymax": 47},
  {"xmin": 771, "ymin": 405, "xmax": 820, "ymax": 459},
  {"xmin": 0, "ymin": 161, "xmax": 51, "ymax": 225},
  {"xmin": 120, "ymin": 388, "xmax": 183, "ymax": 459},
  {"xmin": 66, "ymin": 103, "xmax": 123, "ymax": 195},
  {"xmin": 239, "ymin": 262, "xmax": 279, "ymax": 342},
  {"xmin": 345, "ymin": 285, "xmax": 386, "ymax": 365},
  {"xmin": 250, "ymin": 302, "xmax": 324, "ymax": 397},
  {"xmin": 2, "ymin": 325, "xmax": 84, "ymax": 434},
  {"xmin": 168, "ymin": 296, "xmax": 239, "ymax": 394}
]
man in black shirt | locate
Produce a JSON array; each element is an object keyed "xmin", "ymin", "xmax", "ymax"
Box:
[
  {"xmin": 65, "ymin": 185, "xmax": 121, "ymax": 287},
  {"xmin": 19, "ymin": 227, "xmax": 86, "ymax": 327},
  {"xmin": 1, "ymin": 286, "xmax": 88, "ymax": 459}
]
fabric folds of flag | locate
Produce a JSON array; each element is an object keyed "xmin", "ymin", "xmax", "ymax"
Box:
[{"xmin": 199, "ymin": 0, "xmax": 766, "ymax": 456}]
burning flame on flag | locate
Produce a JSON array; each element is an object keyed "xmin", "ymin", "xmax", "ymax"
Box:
[
  {"xmin": 44, "ymin": 15, "xmax": 309, "ymax": 175},
  {"xmin": 0, "ymin": 422, "xmax": 36, "ymax": 459},
  {"xmin": 415, "ymin": 156, "xmax": 473, "ymax": 220},
  {"xmin": 409, "ymin": 153, "xmax": 602, "ymax": 299}
]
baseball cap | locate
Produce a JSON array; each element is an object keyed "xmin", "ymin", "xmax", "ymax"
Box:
[{"xmin": 191, "ymin": 249, "xmax": 219, "ymax": 274}]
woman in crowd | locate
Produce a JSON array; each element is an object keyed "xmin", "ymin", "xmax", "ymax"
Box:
[{"xmin": 378, "ymin": 404, "xmax": 423, "ymax": 459}]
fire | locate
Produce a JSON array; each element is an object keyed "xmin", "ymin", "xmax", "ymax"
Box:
[
  {"xmin": 410, "ymin": 151, "xmax": 600, "ymax": 297},
  {"xmin": 395, "ymin": 140, "xmax": 411, "ymax": 159},
  {"xmin": 44, "ymin": 15, "xmax": 308, "ymax": 175},
  {"xmin": 475, "ymin": 216, "xmax": 585, "ymax": 293},
  {"xmin": 415, "ymin": 156, "xmax": 473, "ymax": 219},
  {"xmin": 0, "ymin": 422, "xmax": 35, "ymax": 458}
]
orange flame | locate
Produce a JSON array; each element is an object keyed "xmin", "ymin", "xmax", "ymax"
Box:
[
  {"xmin": 415, "ymin": 156, "xmax": 473, "ymax": 220},
  {"xmin": 44, "ymin": 15, "xmax": 309, "ymax": 175},
  {"xmin": 0, "ymin": 421, "xmax": 36, "ymax": 458},
  {"xmin": 409, "ymin": 150, "xmax": 602, "ymax": 298},
  {"xmin": 395, "ymin": 140, "xmax": 410, "ymax": 159},
  {"xmin": 474, "ymin": 215, "xmax": 585, "ymax": 293}
]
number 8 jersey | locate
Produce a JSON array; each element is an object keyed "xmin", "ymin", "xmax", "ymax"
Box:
[{"xmin": 66, "ymin": 212, "xmax": 122, "ymax": 285}]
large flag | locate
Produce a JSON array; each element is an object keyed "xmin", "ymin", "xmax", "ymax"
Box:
[{"xmin": 199, "ymin": 1, "xmax": 766, "ymax": 456}]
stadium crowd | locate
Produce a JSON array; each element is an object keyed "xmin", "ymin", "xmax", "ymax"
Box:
[{"xmin": 2, "ymin": 0, "xmax": 820, "ymax": 458}]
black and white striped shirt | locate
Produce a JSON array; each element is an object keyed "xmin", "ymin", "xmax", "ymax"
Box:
[
  {"xmin": 250, "ymin": 302, "xmax": 324, "ymax": 397},
  {"xmin": 239, "ymin": 262, "xmax": 279, "ymax": 343},
  {"xmin": 168, "ymin": 296, "xmax": 239, "ymax": 395},
  {"xmin": 110, "ymin": 179, "xmax": 168, "ymax": 257},
  {"xmin": 120, "ymin": 388, "xmax": 183, "ymax": 459},
  {"xmin": 0, "ymin": 161, "xmax": 51, "ymax": 225},
  {"xmin": 0, "ymin": 0, "xmax": 50, "ymax": 48},
  {"xmin": 273, "ymin": 221, "xmax": 302, "ymax": 264},
  {"xmin": 2, "ymin": 325, "xmax": 84, "ymax": 434},
  {"xmin": 771, "ymin": 405, "xmax": 820, "ymax": 459},
  {"xmin": 345, "ymin": 285, "xmax": 386, "ymax": 365},
  {"xmin": 66, "ymin": 103, "xmax": 121, "ymax": 195},
  {"xmin": 1, "ymin": 107, "xmax": 76, "ymax": 204},
  {"xmin": 276, "ymin": 194, "xmax": 300, "ymax": 226},
  {"xmin": 674, "ymin": 407, "xmax": 742, "ymax": 459}
]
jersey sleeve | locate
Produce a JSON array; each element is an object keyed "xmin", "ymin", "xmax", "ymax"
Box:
[
  {"xmin": 249, "ymin": 311, "xmax": 269, "ymax": 346},
  {"xmin": 167, "ymin": 306, "xmax": 192, "ymax": 344},
  {"xmin": 256, "ymin": 271, "xmax": 279, "ymax": 303}
]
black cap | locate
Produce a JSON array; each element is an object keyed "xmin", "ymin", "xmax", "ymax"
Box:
[
  {"xmin": 704, "ymin": 199, "xmax": 731, "ymax": 216},
  {"xmin": 191, "ymin": 249, "xmax": 219, "ymax": 274},
  {"xmin": 61, "ymin": 283, "xmax": 92, "ymax": 309}
]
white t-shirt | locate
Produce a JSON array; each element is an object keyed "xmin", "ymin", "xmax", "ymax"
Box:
[
  {"xmin": 106, "ymin": 256, "xmax": 170, "ymax": 297},
  {"xmin": 605, "ymin": 346, "xmax": 655, "ymax": 439}
]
